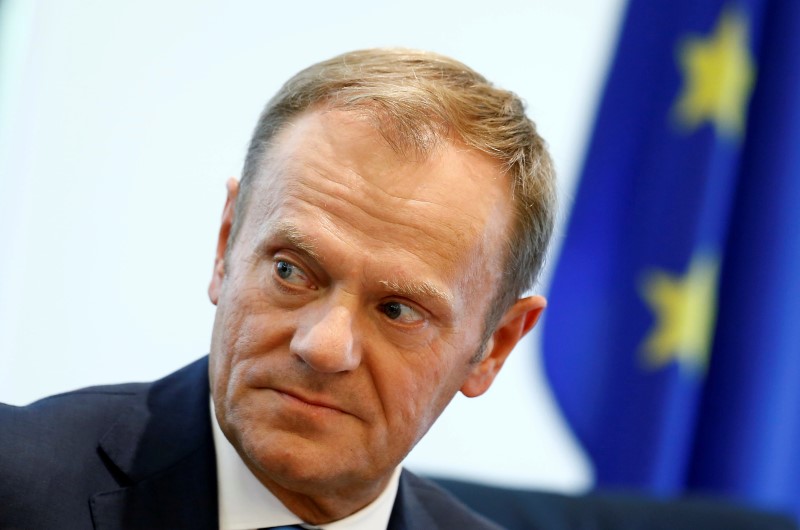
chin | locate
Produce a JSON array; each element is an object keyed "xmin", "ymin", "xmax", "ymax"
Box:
[{"xmin": 248, "ymin": 430, "xmax": 388, "ymax": 495}]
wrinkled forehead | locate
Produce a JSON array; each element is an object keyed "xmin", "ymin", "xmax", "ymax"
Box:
[{"xmin": 238, "ymin": 109, "xmax": 514, "ymax": 280}]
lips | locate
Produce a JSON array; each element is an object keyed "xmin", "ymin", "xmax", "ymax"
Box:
[{"xmin": 273, "ymin": 387, "xmax": 348, "ymax": 416}]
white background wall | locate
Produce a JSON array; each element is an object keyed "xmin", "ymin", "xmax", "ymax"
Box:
[{"xmin": 0, "ymin": 0, "xmax": 626, "ymax": 492}]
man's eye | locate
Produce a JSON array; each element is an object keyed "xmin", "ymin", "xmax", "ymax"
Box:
[
  {"xmin": 274, "ymin": 260, "xmax": 309, "ymax": 285},
  {"xmin": 380, "ymin": 301, "xmax": 424, "ymax": 324}
]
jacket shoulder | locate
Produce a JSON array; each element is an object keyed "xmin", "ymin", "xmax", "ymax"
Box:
[
  {"xmin": 0, "ymin": 358, "xmax": 212, "ymax": 529},
  {"xmin": 0, "ymin": 382, "xmax": 150, "ymax": 508},
  {"xmin": 1, "ymin": 381, "xmax": 149, "ymax": 445}
]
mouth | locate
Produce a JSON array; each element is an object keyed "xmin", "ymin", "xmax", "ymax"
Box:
[{"xmin": 273, "ymin": 388, "xmax": 349, "ymax": 416}]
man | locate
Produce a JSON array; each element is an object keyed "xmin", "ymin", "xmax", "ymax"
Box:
[{"xmin": 0, "ymin": 48, "xmax": 556, "ymax": 529}]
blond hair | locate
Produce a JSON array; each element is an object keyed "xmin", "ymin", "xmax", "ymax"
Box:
[{"xmin": 236, "ymin": 48, "xmax": 556, "ymax": 333}]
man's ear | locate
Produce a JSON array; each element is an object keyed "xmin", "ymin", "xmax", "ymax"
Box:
[
  {"xmin": 460, "ymin": 295, "xmax": 547, "ymax": 398},
  {"xmin": 208, "ymin": 178, "xmax": 239, "ymax": 305}
]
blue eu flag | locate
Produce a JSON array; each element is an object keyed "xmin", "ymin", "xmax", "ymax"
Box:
[{"xmin": 543, "ymin": 0, "xmax": 800, "ymax": 518}]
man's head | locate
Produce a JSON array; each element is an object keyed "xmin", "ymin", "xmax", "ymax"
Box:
[
  {"xmin": 234, "ymin": 48, "xmax": 555, "ymax": 333},
  {"xmin": 207, "ymin": 49, "xmax": 556, "ymax": 523}
]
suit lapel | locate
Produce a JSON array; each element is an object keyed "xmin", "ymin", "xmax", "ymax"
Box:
[
  {"xmin": 89, "ymin": 357, "xmax": 218, "ymax": 530},
  {"xmin": 387, "ymin": 470, "xmax": 440, "ymax": 530}
]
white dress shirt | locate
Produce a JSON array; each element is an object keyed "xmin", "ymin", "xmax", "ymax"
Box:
[{"xmin": 211, "ymin": 399, "xmax": 402, "ymax": 530}]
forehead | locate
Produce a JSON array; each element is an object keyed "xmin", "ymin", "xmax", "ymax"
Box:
[{"xmin": 241, "ymin": 109, "xmax": 513, "ymax": 288}]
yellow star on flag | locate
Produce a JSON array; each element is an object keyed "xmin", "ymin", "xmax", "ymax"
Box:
[
  {"xmin": 673, "ymin": 8, "xmax": 756, "ymax": 139},
  {"xmin": 639, "ymin": 253, "xmax": 720, "ymax": 374}
]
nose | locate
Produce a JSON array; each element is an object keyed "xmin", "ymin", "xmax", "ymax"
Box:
[{"xmin": 290, "ymin": 303, "xmax": 361, "ymax": 373}]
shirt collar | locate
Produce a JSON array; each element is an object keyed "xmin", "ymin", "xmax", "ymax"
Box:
[{"xmin": 211, "ymin": 398, "xmax": 401, "ymax": 530}]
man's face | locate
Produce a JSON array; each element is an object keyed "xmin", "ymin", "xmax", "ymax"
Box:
[{"xmin": 208, "ymin": 109, "xmax": 544, "ymax": 514}]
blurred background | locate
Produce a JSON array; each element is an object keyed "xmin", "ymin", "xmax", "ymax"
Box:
[{"xmin": 2, "ymin": 0, "xmax": 797, "ymax": 521}]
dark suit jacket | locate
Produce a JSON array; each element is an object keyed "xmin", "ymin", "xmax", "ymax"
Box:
[
  {"xmin": 434, "ymin": 477, "xmax": 799, "ymax": 530},
  {"xmin": 0, "ymin": 357, "xmax": 500, "ymax": 530}
]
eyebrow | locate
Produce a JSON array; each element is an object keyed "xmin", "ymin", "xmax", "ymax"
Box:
[
  {"xmin": 379, "ymin": 278, "xmax": 454, "ymax": 307},
  {"xmin": 270, "ymin": 220, "xmax": 323, "ymax": 262}
]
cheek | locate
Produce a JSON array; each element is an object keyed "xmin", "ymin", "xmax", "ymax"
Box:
[
  {"xmin": 376, "ymin": 351, "xmax": 466, "ymax": 446},
  {"xmin": 209, "ymin": 307, "xmax": 233, "ymax": 398},
  {"xmin": 210, "ymin": 287, "xmax": 294, "ymax": 404},
  {"xmin": 220, "ymin": 286, "xmax": 293, "ymax": 357}
]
